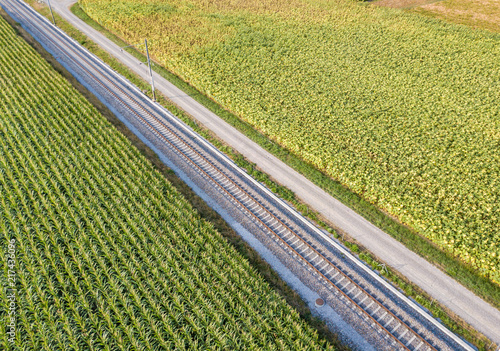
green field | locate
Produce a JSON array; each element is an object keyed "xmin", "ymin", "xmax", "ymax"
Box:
[
  {"xmin": 0, "ymin": 15, "xmax": 333, "ymax": 350},
  {"xmin": 80, "ymin": 0, "xmax": 500, "ymax": 284}
]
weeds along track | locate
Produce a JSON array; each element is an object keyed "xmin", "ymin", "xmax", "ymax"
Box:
[{"xmin": 1, "ymin": 0, "xmax": 475, "ymax": 349}]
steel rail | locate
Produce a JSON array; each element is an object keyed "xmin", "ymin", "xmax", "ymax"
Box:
[{"xmin": 5, "ymin": 1, "xmax": 462, "ymax": 350}]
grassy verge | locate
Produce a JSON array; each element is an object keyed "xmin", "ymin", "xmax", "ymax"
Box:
[{"xmin": 25, "ymin": 2, "xmax": 499, "ymax": 349}]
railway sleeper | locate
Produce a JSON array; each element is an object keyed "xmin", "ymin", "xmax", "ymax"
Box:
[
  {"xmin": 398, "ymin": 328, "xmax": 410, "ymax": 341},
  {"xmin": 383, "ymin": 316, "xmax": 395, "ymax": 328},
  {"xmin": 414, "ymin": 341, "xmax": 425, "ymax": 351},
  {"xmin": 371, "ymin": 305, "xmax": 381, "ymax": 315},
  {"xmin": 406, "ymin": 335, "xmax": 417, "ymax": 347},
  {"xmin": 346, "ymin": 285, "xmax": 357, "ymax": 295}
]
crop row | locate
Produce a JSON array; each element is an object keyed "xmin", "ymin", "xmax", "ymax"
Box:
[
  {"xmin": 0, "ymin": 16, "xmax": 332, "ymax": 350},
  {"xmin": 80, "ymin": 0, "xmax": 500, "ymax": 283}
]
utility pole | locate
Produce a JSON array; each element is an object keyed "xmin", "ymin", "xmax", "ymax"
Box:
[
  {"xmin": 46, "ymin": 0, "xmax": 56, "ymax": 26},
  {"xmin": 144, "ymin": 39, "xmax": 156, "ymax": 102},
  {"xmin": 120, "ymin": 40, "xmax": 156, "ymax": 101}
]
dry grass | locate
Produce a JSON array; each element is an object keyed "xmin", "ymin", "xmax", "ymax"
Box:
[
  {"xmin": 413, "ymin": 0, "xmax": 500, "ymax": 32},
  {"xmin": 375, "ymin": 0, "xmax": 500, "ymax": 32},
  {"xmin": 373, "ymin": 0, "xmax": 439, "ymax": 9}
]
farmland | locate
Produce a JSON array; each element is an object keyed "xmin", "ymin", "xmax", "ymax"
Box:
[
  {"xmin": 0, "ymin": 15, "xmax": 333, "ymax": 350},
  {"xmin": 80, "ymin": 0, "xmax": 500, "ymax": 284}
]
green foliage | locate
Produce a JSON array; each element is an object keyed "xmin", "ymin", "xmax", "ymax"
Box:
[
  {"xmin": 0, "ymin": 16, "xmax": 333, "ymax": 350},
  {"xmin": 80, "ymin": 0, "xmax": 500, "ymax": 284}
]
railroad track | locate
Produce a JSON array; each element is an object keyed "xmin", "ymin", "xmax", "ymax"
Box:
[{"xmin": 2, "ymin": 1, "xmax": 475, "ymax": 350}]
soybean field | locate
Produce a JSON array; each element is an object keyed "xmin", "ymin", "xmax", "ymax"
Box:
[
  {"xmin": 80, "ymin": 0, "xmax": 500, "ymax": 284},
  {"xmin": 0, "ymin": 15, "xmax": 332, "ymax": 350}
]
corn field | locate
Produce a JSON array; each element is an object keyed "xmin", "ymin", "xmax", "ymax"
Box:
[
  {"xmin": 80, "ymin": 0, "xmax": 500, "ymax": 284},
  {"xmin": 0, "ymin": 16, "xmax": 333, "ymax": 350}
]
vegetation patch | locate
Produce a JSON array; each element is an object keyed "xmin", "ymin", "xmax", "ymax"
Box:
[{"xmin": 375, "ymin": 0, "xmax": 500, "ymax": 33}]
